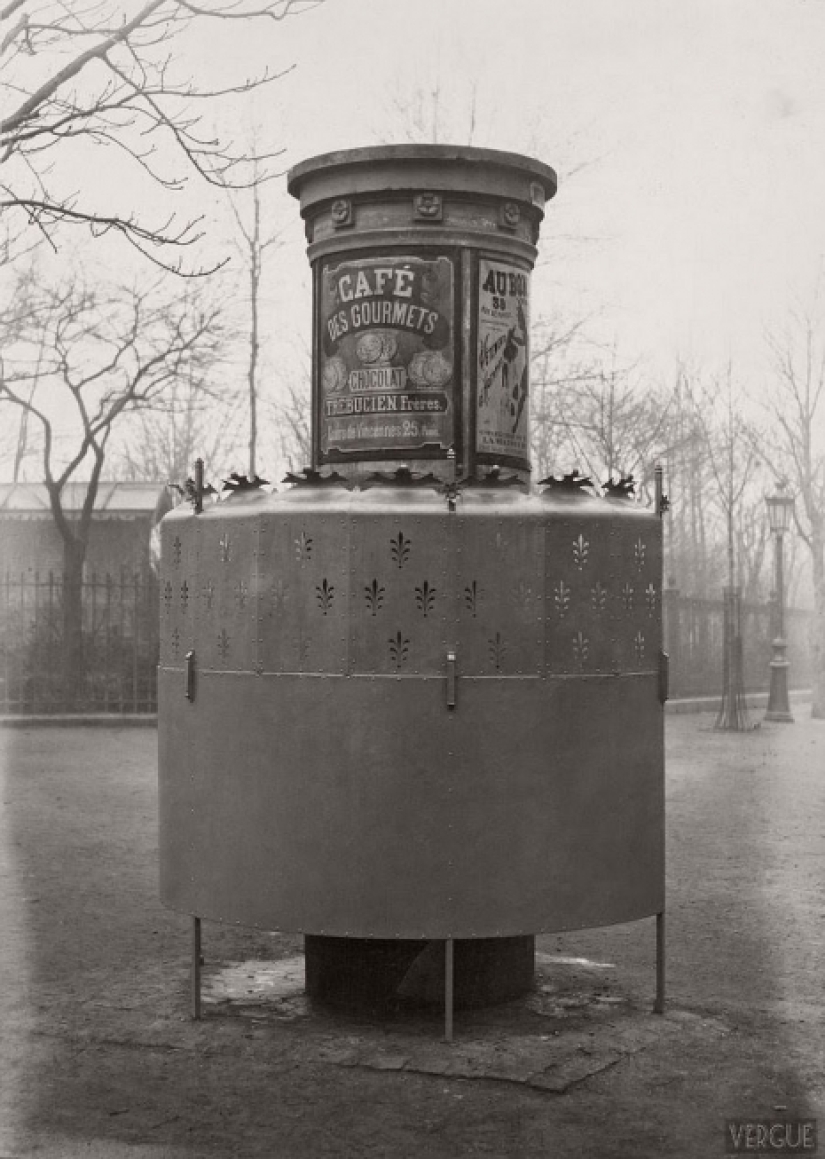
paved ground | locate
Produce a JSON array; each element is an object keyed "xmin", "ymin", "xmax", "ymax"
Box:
[{"xmin": 0, "ymin": 713, "xmax": 822, "ymax": 1158}]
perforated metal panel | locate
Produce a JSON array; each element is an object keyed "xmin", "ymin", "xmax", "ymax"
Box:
[
  {"xmin": 545, "ymin": 503, "xmax": 622, "ymax": 675},
  {"xmin": 159, "ymin": 516, "xmax": 198, "ymax": 669},
  {"xmin": 257, "ymin": 506, "xmax": 350, "ymax": 675},
  {"xmin": 609, "ymin": 515, "xmax": 663, "ymax": 673},
  {"xmin": 542, "ymin": 500, "xmax": 661, "ymax": 677},
  {"xmin": 349, "ymin": 502, "xmax": 451, "ymax": 676},
  {"xmin": 195, "ymin": 508, "xmax": 258, "ymax": 674},
  {"xmin": 456, "ymin": 507, "xmax": 543, "ymax": 677}
]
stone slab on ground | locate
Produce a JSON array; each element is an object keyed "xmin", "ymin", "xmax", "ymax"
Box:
[{"xmin": 200, "ymin": 950, "xmax": 730, "ymax": 1094}]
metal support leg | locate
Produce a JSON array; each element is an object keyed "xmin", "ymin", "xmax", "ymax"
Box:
[
  {"xmin": 654, "ymin": 911, "xmax": 665, "ymax": 1014},
  {"xmin": 444, "ymin": 938, "xmax": 454, "ymax": 1042},
  {"xmin": 192, "ymin": 916, "xmax": 202, "ymax": 1020}
]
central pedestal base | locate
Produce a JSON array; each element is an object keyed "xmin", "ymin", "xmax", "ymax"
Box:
[{"xmin": 305, "ymin": 935, "xmax": 535, "ymax": 1014}]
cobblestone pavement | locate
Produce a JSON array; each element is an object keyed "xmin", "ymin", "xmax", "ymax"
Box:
[{"xmin": 0, "ymin": 713, "xmax": 822, "ymax": 1158}]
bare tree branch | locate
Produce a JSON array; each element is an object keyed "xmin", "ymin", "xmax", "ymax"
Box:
[{"xmin": 1, "ymin": 0, "xmax": 322, "ymax": 269}]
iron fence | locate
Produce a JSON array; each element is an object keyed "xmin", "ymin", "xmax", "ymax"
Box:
[
  {"xmin": 0, "ymin": 569, "xmax": 159, "ymax": 714},
  {"xmin": 663, "ymin": 587, "xmax": 814, "ymax": 699}
]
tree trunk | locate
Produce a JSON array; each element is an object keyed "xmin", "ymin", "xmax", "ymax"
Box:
[
  {"xmin": 811, "ymin": 535, "xmax": 825, "ymax": 719},
  {"xmin": 62, "ymin": 537, "xmax": 86, "ymax": 711}
]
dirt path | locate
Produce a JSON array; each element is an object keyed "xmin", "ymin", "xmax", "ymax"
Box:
[{"xmin": 0, "ymin": 715, "xmax": 822, "ymax": 1158}]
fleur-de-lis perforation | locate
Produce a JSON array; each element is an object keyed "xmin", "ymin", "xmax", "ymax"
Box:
[
  {"xmin": 234, "ymin": 581, "xmax": 248, "ymax": 609},
  {"xmin": 590, "ymin": 581, "xmax": 607, "ymax": 613},
  {"xmin": 414, "ymin": 580, "xmax": 437, "ymax": 617},
  {"xmin": 390, "ymin": 531, "xmax": 411, "ymax": 569},
  {"xmin": 464, "ymin": 581, "xmax": 480, "ymax": 617},
  {"xmin": 554, "ymin": 581, "xmax": 571, "ymax": 619},
  {"xmin": 316, "ymin": 578, "xmax": 335, "ymax": 614},
  {"xmin": 573, "ymin": 631, "xmax": 589, "ymax": 668},
  {"xmin": 170, "ymin": 627, "xmax": 181, "ymax": 659},
  {"xmin": 513, "ymin": 578, "xmax": 534, "ymax": 615},
  {"xmin": 634, "ymin": 631, "xmax": 646, "ymax": 664},
  {"xmin": 364, "ymin": 578, "xmax": 385, "ymax": 616},
  {"xmin": 219, "ymin": 533, "xmax": 231, "ymax": 563},
  {"xmin": 634, "ymin": 538, "xmax": 646, "ymax": 570},
  {"xmin": 645, "ymin": 583, "xmax": 657, "ymax": 616},
  {"xmin": 295, "ymin": 531, "xmax": 313, "ymax": 562},
  {"xmin": 217, "ymin": 628, "xmax": 230, "ymax": 661},
  {"xmin": 163, "ymin": 581, "xmax": 173, "ymax": 612},
  {"xmin": 269, "ymin": 579, "xmax": 286, "ymax": 616},
  {"xmin": 572, "ymin": 534, "xmax": 590, "ymax": 570},
  {"xmin": 488, "ymin": 632, "xmax": 507, "ymax": 672},
  {"xmin": 202, "ymin": 581, "xmax": 215, "ymax": 611},
  {"xmin": 622, "ymin": 583, "xmax": 635, "ymax": 612},
  {"xmin": 172, "ymin": 536, "xmax": 182, "ymax": 566},
  {"xmin": 388, "ymin": 631, "xmax": 410, "ymax": 669},
  {"xmin": 180, "ymin": 580, "xmax": 189, "ymax": 612}
]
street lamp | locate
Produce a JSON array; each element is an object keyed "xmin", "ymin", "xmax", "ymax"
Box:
[{"xmin": 764, "ymin": 483, "xmax": 795, "ymax": 722}]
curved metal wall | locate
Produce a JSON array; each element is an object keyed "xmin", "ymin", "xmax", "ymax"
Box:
[{"xmin": 158, "ymin": 487, "xmax": 664, "ymax": 939}]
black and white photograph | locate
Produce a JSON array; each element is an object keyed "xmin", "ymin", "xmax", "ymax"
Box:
[{"xmin": 0, "ymin": 2, "xmax": 823, "ymax": 1156}]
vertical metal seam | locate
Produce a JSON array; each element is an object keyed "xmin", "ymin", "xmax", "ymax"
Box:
[
  {"xmin": 541, "ymin": 515, "xmax": 548, "ymax": 680},
  {"xmin": 255, "ymin": 514, "xmax": 262, "ymax": 675},
  {"xmin": 461, "ymin": 248, "xmax": 474, "ymax": 479}
]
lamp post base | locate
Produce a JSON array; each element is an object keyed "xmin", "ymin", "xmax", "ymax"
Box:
[{"xmin": 765, "ymin": 639, "xmax": 793, "ymax": 723}]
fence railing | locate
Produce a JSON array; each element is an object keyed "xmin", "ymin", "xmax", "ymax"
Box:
[
  {"xmin": 0, "ymin": 572, "xmax": 814, "ymax": 714},
  {"xmin": 663, "ymin": 587, "xmax": 814, "ymax": 699},
  {"xmin": 0, "ymin": 570, "xmax": 159, "ymax": 715}
]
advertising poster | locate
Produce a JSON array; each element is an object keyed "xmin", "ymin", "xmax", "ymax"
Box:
[
  {"xmin": 476, "ymin": 257, "xmax": 531, "ymax": 461},
  {"xmin": 319, "ymin": 255, "xmax": 455, "ymax": 456}
]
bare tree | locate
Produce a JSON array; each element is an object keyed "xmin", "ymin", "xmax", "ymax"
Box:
[
  {"xmin": 767, "ymin": 291, "xmax": 825, "ymax": 717},
  {"xmin": 114, "ymin": 363, "xmax": 246, "ymax": 487},
  {"xmin": 227, "ymin": 152, "xmax": 286, "ymax": 476},
  {"xmin": 384, "ymin": 68, "xmax": 482, "ymax": 148},
  {"xmin": 681, "ymin": 365, "xmax": 768, "ymax": 728},
  {"xmin": 528, "ymin": 313, "xmax": 598, "ymax": 479},
  {"xmin": 0, "ymin": 0, "xmax": 322, "ymax": 270},
  {"xmin": 683, "ymin": 366, "xmax": 762, "ymax": 593},
  {"xmin": 0, "ymin": 266, "xmax": 225, "ymax": 702},
  {"xmin": 532, "ymin": 337, "xmax": 678, "ymax": 502},
  {"xmin": 270, "ymin": 368, "xmax": 311, "ymax": 474}
]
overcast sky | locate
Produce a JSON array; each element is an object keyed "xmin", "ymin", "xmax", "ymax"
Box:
[
  {"xmin": 9, "ymin": 0, "xmax": 825, "ymax": 462},
  {"xmin": 162, "ymin": 0, "xmax": 815, "ymax": 389}
]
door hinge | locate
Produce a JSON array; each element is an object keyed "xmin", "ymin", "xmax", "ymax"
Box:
[
  {"xmin": 446, "ymin": 650, "xmax": 457, "ymax": 709},
  {"xmin": 185, "ymin": 650, "xmax": 196, "ymax": 702}
]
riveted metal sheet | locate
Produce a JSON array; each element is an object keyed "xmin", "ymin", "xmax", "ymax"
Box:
[
  {"xmin": 160, "ymin": 669, "xmax": 455, "ymax": 936},
  {"xmin": 257, "ymin": 509, "xmax": 350, "ymax": 674},
  {"xmin": 455, "ymin": 508, "xmax": 543, "ymax": 676},
  {"xmin": 440, "ymin": 672, "xmax": 663, "ymax": 934},
  {"xmin": 544, "ymin": 503, "xmax": 624, "ymax": 675},
  {"xmin": 159, "ymin": 512, "xmax": 198, "ymax": 668},
  {"xmin": 349, "ymin": 508, "xmax": 450, "ymax": 676},
  {"xmin": 158, "ymin": 668, "xmax": 663, "ymax": 937},
  {"xmin": 158, "ymin": 665, "xmax": 195, "ymax": 904}
]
